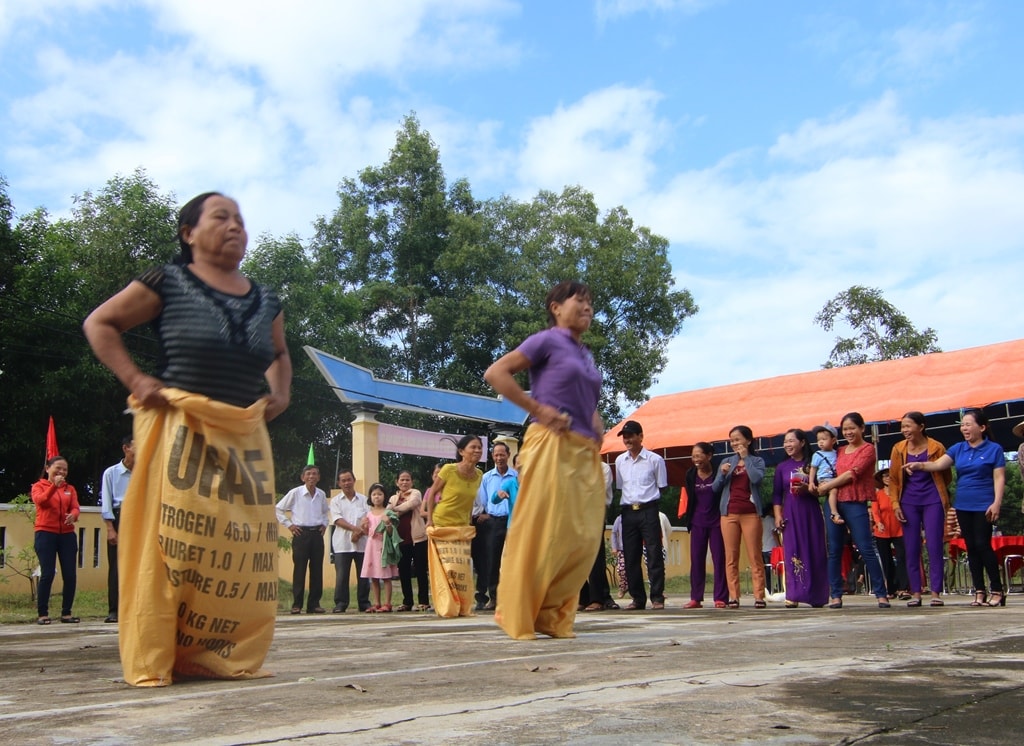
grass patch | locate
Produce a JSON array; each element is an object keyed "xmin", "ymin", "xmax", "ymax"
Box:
[{"xmin": 0, "ymin": 581, "xmax": 329, "ymax": 624}]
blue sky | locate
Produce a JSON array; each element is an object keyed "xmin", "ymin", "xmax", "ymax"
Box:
[{"xmin": 3, "ymin": 0, "xmax": 1024, "ymax": 408}]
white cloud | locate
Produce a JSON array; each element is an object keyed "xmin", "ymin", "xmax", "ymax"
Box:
[
  {"xmin": 888, "ymin": 20, "xmax": 974, "ymax": 74},
  {"xmin": 516, "ymin": 85, "xmax": 666, "ymax": 207},
  {"xmin": 144, "ymin": 0, "xmax": 520, "ymax": 97},
  {"xmin": 769, "ymin": 92, "xmax": 910, "ymax": 163},
  {"xmin": 595, "ymin": 0, "xmax": 717, "ymax": 23},
  {"xmin": 844, "ymin": 18, "xmax": 976, "ymax": 86},
  {"xmin": 0, "ymin": 0, "xmax": 111, "ymax": 46},
  {"xmin": 1, "ymin": 0, "xmax": 522, "ymax": 237},
  {"xmin": 638, "ymin": 94, "xmax": 1024, "ymax": 393}
]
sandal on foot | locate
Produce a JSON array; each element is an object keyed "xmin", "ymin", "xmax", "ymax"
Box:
[
  {"xmin": 970, "ymin": 591, "xmax": 987, "ymax": 607},
  {"xmin": 988, "ymin": 591, "xmax": 1006, "ymax": 608},
  {"xmin": 395, "ymin": 605, "xmax": 412, "ymax": 612},
  {"xmin": 930, "ymin": 598, "xmax": 944, "ymax": 607},
  {"xmin": 828, "ymin": 599, "xmax": 843, "ymax": 609},
  {"xmin": 37, "ymin": 617, "xmax": 51, "ymax": 625},
  {"xmin": 907, "ymin": 598, "xmax": 922, "ymax": 607},
  {"xmin": 364, "ymin": 606, "xmax": 380, "ymax": 613},
  {"xmin": 754, "ymin": 600, "xmax": 766, "ymax": 609},
  {"xmin": 623, "ymin": 601, "xmax": 645, "ymax": 610},
  {"xmin": 683, "ymin": 600, "xmax": 702, "ymax": 609},
  {"xmin": 714, "ymin": 600, "xmax": 727, "ymax": 608},
  {"xmin": 725, "ymin": 599, "xmax": 740, "ymax": 609},
  {"xmin": 784, "ymin": 600, "xmax": 799, "ymax": 608},
  {"xmin": 583, "ymin": 602, "xmax": 604, "ymax": 611},
  {"xmin": 290, "ymin": 607, "xmax": 302, "ymax": 615},
  {"xmin": 60, "ymin": 616, "xmax": 80, "ymax": 623}
]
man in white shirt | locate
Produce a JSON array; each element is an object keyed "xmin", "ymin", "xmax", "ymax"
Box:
[
  {"xmin": 328, "ymin": 469, "xmax": 371, "ymax": 613},
  {"xmin": 615, "ymin": 420, "xmax": 668, "ymax": 610},
  {"xmin": 100, "ymin": 436, "xmax": 134, "ymax": 623},
  {"xmin": 275, "ymin": 465, "xmax": 329, "ymax": 614}
]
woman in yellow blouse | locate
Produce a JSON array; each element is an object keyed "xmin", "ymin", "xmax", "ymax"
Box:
[{"xmin": 427, "ymin": 435, "xmax": 483, "ymax": 527}]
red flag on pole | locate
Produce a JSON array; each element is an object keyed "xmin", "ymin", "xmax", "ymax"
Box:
[{"xmin": 45, "ymin": 416, "xmax": 60, "ymax": 461}]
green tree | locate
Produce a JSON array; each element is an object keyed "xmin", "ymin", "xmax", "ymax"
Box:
[
  {"xmin": 313, "ymin": 114, "xmax": 449, "ymax": 385},
  {"xmin": 469, "ymin": 187, "xmax": 697, "ymax": 419},
  {"xmin": 999, "ymin": 461, "xmax": 1024, "ymax": 537},
  {"xmin": 312, "ymin": 116, "xmax": 697, "ymax": 422},
  {"xmin": 814, "ymin": 285, "xmax": 940, "ymax": 368},
  {"xmin": 0, "ymin": 170, "xmax": 177, "ymax": 500},
  {"xmin": 242, "ymin": 232, "xmax": 372, "ymax": 488}
]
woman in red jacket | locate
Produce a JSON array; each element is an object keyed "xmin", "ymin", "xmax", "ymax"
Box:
[{"xmin": 31, "ymin": 456, "xmax": 81, "ymax": 624}]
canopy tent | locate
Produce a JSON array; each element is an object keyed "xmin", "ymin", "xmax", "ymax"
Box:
[{"xmin": 602, "ymin": 339, "xmax": 1024, "ymax": 485}]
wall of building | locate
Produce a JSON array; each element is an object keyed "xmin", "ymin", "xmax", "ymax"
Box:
[{"xmin": 2, "ymin": 505, "xmax": 752, "ymax": 596}]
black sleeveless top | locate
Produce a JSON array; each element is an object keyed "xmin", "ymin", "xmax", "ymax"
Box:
[{"xmin": 137, "ymin": 264, "xmax": 281, "ymax": 407}]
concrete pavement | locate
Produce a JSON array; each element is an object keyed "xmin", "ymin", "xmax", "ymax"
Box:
[{"xmin": 1, "ymin": 594, "xmax": 1023, "ymax": 745}]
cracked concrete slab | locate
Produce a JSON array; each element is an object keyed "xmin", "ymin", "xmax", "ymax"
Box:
[{"xmin": 2, "ymin": 595, "xmax": 1023, "ymax": 745}]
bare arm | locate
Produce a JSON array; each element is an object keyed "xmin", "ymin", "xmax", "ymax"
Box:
[
  {"xmin": 591, "ymin": 410, "xmax": 605, "ymax": 445},
  {"xmin": 426, "ymin": 475, "xmax": 446, "ymax": 527},
  {"xmin": 987, "ymin": 466, "xmax": 1005, "ymax": 522},
  {"xmin": 83, "ymin": 281, "xmax": 166, "ymax": 408},
  {"xmin": 905, "ymin": 453, "xmax": 954, "ymax": 473},
  {"xmin": 484, "ymin": 350, "xmax": 570, "ymax": 432},
  {"xmin": 262, "ymin": 312, "xmax": 291, "ymax": 421}
]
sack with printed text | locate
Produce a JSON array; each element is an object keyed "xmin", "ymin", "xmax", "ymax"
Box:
[
  {"xmin": 426, "ymin": 525, "xmax": 476, "ymax": 618},
  {"xmin": 119, "ymin": 388, "xmax": 279, "ymax": 686}
]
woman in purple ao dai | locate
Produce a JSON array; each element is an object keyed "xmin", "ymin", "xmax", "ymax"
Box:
[{"xmin": 772, "ymin": 428, "xmax": 829, "ymax": 607}]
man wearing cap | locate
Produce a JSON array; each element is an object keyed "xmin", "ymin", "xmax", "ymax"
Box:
[{"xmin": 615, "ymin": 420, "xmax": 669, "ymax": 610}]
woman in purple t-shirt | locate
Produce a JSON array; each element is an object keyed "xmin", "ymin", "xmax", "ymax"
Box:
[
  {"xmin": 889, "ymin": 411, "xmax": 951, "ymax": 607},
  {"xmin": 484, "ymin": 280, "xmax": 605, "ymax": 640}
]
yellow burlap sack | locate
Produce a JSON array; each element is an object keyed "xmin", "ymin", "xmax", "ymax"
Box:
[
  {"xmin": 119, "ymin": 388, "xmax": 279, "ymax": 686},
  {"xmin": 494, "ymin": 424, "xmax": 605, "ymax": 640},
  {"xmin": 425, "ymin": 525, "xmax": 476, "ymax": 618}
]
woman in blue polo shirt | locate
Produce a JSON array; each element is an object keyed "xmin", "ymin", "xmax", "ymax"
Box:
[{"xmin": 906, "ymin": 408, "xmax": 1005, "ymax": 607}]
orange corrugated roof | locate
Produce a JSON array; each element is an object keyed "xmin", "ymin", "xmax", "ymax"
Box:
[{"xmin": 602, "ymin": 339, "xmax": 1024, "ymax": 454}]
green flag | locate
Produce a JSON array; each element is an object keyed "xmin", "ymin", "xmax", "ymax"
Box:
[{"xmin": 307, "ymin": 443, "xmax": 315, "ymax": 466}]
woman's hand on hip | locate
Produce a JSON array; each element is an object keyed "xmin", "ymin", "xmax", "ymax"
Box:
[
  {"xmin": 263, "ymin": 391, "xmax": 289, "ymax": 421},
  {"xmin": 130, "ymin": 373, "xmax": 168, "ymax": 409},
  {"xmin": 534, "ymin": 403, "xmax": 571, "ymax": 433}
]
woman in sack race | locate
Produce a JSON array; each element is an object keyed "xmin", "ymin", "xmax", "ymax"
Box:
[{"xmin": 83, "ymin": 192, "xmax": 291, "ymax": 686}]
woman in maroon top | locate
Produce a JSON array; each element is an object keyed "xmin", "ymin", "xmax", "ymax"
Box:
[
  {"xmin": 712, "ymin": 426, "xmax": 768, "ymax": 608},
  {"xmin": 815, "ymin": 412, "xmax": 890, "ymax": 608}
]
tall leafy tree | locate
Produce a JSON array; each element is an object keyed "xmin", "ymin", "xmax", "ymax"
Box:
[
  {"xmin": 433, "ymin": 186, "xmax": 697, "ymax": 420},
  {"xmin": 814, "ymin": 285, "xmax": 940, "ymax": 368},
  {"xmin": 313, "ymin": 114, "xmax": 449, "ymax": 384},
  {"xmin": 242, "ymin": 232, "xmax": 371, "ymax": 486},
  {"xmin": 313, "ymin": 116, "xmax": 697, "ymax": 423},
  {"xmin": 0, "ymin": 170, "xmax": 177, "ymax": 500}
]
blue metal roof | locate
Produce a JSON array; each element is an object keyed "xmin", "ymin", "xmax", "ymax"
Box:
[{"xmin": 304, "ymin": 346, "xmax": 528, "ymax": 426}]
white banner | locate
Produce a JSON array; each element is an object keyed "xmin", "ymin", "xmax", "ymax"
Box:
[{"xmin": 377, "ymin": 423, "xmax": 487, "ymax": 462}]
